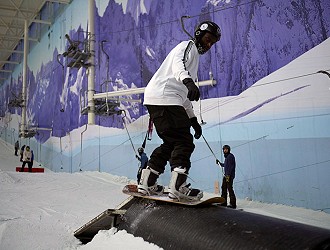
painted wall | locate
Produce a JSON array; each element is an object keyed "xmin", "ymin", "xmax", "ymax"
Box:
[{"xmin": 0, "ymin": 0, "xmax": 329, "ymax": 212}]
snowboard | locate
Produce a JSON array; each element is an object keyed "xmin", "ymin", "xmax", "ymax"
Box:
[{"xmin": 122, "ymin": 184, "xmax": 225, "ymax": 206}]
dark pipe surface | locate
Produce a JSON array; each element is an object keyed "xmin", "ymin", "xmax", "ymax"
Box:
[{"xmin": 118, "ymin": 198, "xmax": 330, "ymax": 250}]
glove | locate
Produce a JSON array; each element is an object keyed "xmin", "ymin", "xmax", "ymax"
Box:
[
  {"xmin": 183, "ymin": 78, "xmax": 200, "ymax": 101},
  {"xmin": 216, "ymin": 159, "xmax": 221, "ymax": 165},
  {"xmin": 190, "ymin": 117, "xmax": 202, "ymax": 139},
  {"xmin": 225, "ymin": 175, "xmax": 230, "ymax": 182},
  {"xmin": 135, "ymin": 155, "xmax": 140, "ymax": 160}
]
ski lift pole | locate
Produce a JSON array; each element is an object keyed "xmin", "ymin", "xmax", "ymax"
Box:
[
  {"xmin": 121, "ymin": 111, "xmax": 137, "ymax": 155},
  {"xmin": 201, "ymin": 134, "xmax": 225, "ymax": 175},
  {"xmin": 141, "ymin": 132, "xmax": 148, "ymax": 149},
  {"xmin": 101, "ymin": 40, "xmax": 111, "ymax": 114},
  {"xmin": 79, "ymin": 124, "xmax": 88, "ymax": 171},
  {"xmin": 60, "ymin": 136, "xmax": 63, "ymax": 170},
  {"xmin": 180, "ymin": 16, "xmax": 193, "ymax": 39},
  {"xmin": 147, "ymin": 118, "xmax": 153, "ymax": 140},
  {"xmin": 196, "ymin": 77, "xmax": 207, "ymax": 125},
  {"xmin": 202, "ymin": 134, "xmax": 217, "ymax": 159}
]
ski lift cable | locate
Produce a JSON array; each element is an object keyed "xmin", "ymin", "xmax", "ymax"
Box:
[
  {"xmin": 59, "ymin": 136, "xmax": 63, "ymax": 169},
  {"xmin": 201, "ymin": 134, "xmax": 224, "ymax": 176},
  {"xmin": 195, "ymin": 76, "xmax": 223, "ymax": 175},
  {"xmin": 180, "ymin": 16, "xmax": 193, "ymax": 39},
  {"xmin": 56, "ymin": 54, "xmax": 65, "ymax": 111},
  {"xmin": 97, "ymin": 0, "xmax": 260, "ymax": 36},
  {"xmin": 141, "ymin": 116, "xmax": 154, "ymax": 149},
  {"xmin": 121, "ymin": 110, "xmax": 137, "ymax": 155},
  {"xmin": 195, "ymin": 77, "xmax": 207, "ymax": 125},
  {"xmin": 317, "ymin": 70, "xmax": 330, "ymax": 79},
  {"xmin": 101, "ymin": 40, "xmax": 111, "ymax": 114}
]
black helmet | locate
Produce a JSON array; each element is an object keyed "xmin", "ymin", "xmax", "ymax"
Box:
[
  {"xmin": 138, "ymin": 147, "xmax": 144, "ymax": 154},
  {"xmin": 222, "ymin": 145, "xmax": 231, "ymax": 152},
  {"xmin": 194, "ymin": 21, "xmax": 221, "ymax": 54}
]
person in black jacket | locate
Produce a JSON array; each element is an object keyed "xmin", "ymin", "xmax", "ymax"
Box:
[
  {"xmin": 216, "ymin": 145, "xmax": 237, "ymax": 208},
  {"xmin": 20, "ymin": 145, "xmax": 26, "ymax": 162},
  {"xmin": 136, "ymin": 147, "xmax": 149, "ymax": 184},
  {"xmin": 14, "ymin": 140, "xmax": 19, "ymax": 156}
]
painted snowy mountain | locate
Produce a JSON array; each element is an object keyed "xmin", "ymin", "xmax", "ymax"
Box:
[{"xmin": 2, "ymin": 0, "xmax": 330, "ymax": 144}]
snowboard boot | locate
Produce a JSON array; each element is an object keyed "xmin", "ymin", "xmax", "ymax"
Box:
[
  {"xmin": 138, "ymin": 167, "xmax": 164, "ymax": 195},
  {"xmin": 168, "ymin": 167, "xmax": 203, "ymax": 201}
]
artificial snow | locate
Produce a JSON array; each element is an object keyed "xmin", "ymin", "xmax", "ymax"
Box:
[{"xmin": 0, "ymin": 138, "xmax": 329, "ymax": 250}]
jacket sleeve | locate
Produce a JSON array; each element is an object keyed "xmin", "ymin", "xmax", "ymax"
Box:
[
  {"xmin": 182, "ymin": 99, "xmax": 195, "ymax": 118},
  {"xmin": 172, "ymin": 41, "xmax": 196, "ymax": 82}
]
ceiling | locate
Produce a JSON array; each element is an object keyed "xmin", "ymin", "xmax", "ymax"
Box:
[{"xmin": 0, "ymin": 0, "xmax": 70, "ymax": 83}]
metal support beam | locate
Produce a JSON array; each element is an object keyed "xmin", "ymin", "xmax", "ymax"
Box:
[
  {"xmin": 0, "ymin": 49, "xmax": 24, "ymax": 54},
  {"xmin": 31, "ymin": 19, "xmax": 52, "ymax": 25},
  {"xmin": 0, "ymin": 15, "xmax": 52, "ymax": 25},
  {"xmin": 93, "ymin": 87, "xmax": 146, "ymax": 99},
  {"xmin": 87, "ymin": 0, "xmax": 95, "ymax": 125},
  {"xmin": 0, "ymin": 60, "xmax": 19, "ymax": 64},
  {"xmin": 93, "ymin": 79, "xmax": 216, "ymax": 100},
  {"xmin": 20, "ymin": 20, "xmax": 28, "ymax": 137},
  {"xmin": 0, "ymin": 69, "xmax": 13, "ymax": 73},
  {"xmin": 36, "ymin": 127, "xmax": 53, "ymax": 131},
  {"xmin": 47, "ymin": 0, "xmax": 71, "ymax": 4},
  {"xmin": 0, "ymin": 35, "xmax": 39, "ymax": 42}
]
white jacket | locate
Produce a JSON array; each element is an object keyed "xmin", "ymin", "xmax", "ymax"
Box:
[
  {"xmin": 23, "ymin": 149, "xmax": 32, "ymax": 162},
  {"xmin": 144, "ymin": 40, "xmax": 200, "ymax": 118}
]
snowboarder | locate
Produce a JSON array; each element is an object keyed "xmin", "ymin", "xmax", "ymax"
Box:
[
  {"xmin": 139, "ymin": 21, "xmax": 221, "ymax": 201},
  {"xmin": 20, "ymin": 146, "xmax": 32, "ymax": 172},
  {"xmin": 216, "ymin": 145, "xmax": 237, "ymax": 208},
  {"xmin": 136, "ymin": 147, "xmax": 148, "ymax": 184}
]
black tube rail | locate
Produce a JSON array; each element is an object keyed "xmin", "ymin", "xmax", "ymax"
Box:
[{"xmin": 118, "ymin": 198, "xmax": 330, "ymax": 250}]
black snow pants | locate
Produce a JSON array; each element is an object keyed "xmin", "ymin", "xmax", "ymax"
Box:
[
  {"xmin": 21, "ymin": 161, "xmax": 32, "ymax": 172},
  {"xmin": 221, "ymin": 176, "xmax": 236, "ymax": 206},
  {"xmin": 146, "ymin": 105, "xmax": 195, "ymax": 174}
]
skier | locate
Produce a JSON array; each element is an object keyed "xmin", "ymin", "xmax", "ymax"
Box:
[
  {"xmin": 139, "ymin": 20, "xmax": 221, "ymax": 201},
  {"xmin": 216, "ymin": 145, "xmax": 237, "ymax": 208},
  {"xmin": 136, "ymin": 147, "xmax": 148, "ymax": 183}
]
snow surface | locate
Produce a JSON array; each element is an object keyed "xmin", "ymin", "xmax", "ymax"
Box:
[{"xmin": 1, "ymin": 138, "xmax": 330, "ymax": 250}]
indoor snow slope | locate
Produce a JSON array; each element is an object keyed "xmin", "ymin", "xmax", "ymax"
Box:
[{"xmin": 1, "ymin": 138, "xmax": 330, "ymax": 250}]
